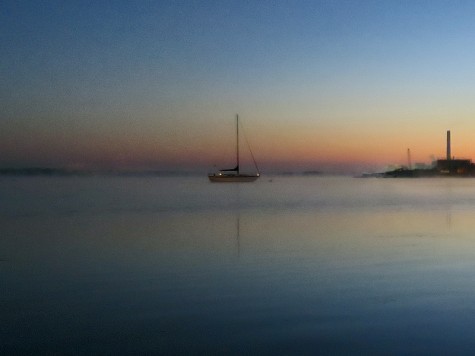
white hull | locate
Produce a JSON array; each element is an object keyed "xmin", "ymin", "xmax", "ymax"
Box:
[{"xmin": 208, "ymin": 174, "xmax": 259, "ymax": 182}]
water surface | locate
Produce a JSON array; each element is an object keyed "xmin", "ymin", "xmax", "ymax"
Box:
[{"xmin": 3, "ymin": 176, "xmax": 475, "ymax": 354}]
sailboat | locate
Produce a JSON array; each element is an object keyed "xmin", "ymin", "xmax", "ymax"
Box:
[{"xmin": 208, "ymin": 115, "xmax": 260, "ymax": 182}]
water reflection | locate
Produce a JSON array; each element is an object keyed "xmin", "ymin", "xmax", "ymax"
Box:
[
  {"xmin": 3, "ymin": 177, "xmax": 475, "ymax": 354},
  {"xmin": 236, "ymin": 216, "xmax": 241, "ymax": 259}
]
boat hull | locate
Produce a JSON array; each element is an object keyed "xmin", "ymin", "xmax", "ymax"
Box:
[{"xmin": 208, "ymin": 174, "xmax": 259, "ymax": 182}]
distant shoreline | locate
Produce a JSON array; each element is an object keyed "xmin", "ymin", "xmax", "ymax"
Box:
[
  {"xmin": 0, "ymin": 168, "xmax": 349, "ymax": 177},
  {"xmin": 0, "ymin": 168, "xmax": 201, "ymax": 177}
]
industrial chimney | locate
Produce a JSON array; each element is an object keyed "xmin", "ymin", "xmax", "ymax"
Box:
[{"xmin": 447, "ymin": 130, "xmax": 451, "ymax": 161}]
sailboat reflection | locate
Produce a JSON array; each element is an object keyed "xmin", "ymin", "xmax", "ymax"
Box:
[{"xmin": 236, "ymin": 215, "xmax": 241, "ymax": 259}]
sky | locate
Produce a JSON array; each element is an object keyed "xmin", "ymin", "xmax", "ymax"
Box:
[{"xmin": 2, "ymin": 0, "xmax": 475, "ymax": 173}]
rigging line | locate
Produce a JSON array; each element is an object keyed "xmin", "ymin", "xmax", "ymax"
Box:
[{"xmin": 239, "ymin": 119, "xmax": 260, "ymax": 174}]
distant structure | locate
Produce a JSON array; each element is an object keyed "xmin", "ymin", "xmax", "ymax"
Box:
[
  {"xmin": 436, "ymin": 130, "xmax": 473, "ymax": 175},
  {"xmin": 381, "ymin": 130, "xmax": 475, "ymax": 177},
  {"xmin": 446, "ymin": 130, "xmax": 451, "ymax": 160}
]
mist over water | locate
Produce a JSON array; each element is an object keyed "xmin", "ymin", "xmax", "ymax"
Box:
[{"xmin": 3, "ymin": 176, "xmax": 475, "ymax": 354}]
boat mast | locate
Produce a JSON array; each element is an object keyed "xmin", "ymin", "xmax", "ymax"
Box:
[{"xmin": 236, "ymin": 114, "xmax": 240, "ymax": 174}]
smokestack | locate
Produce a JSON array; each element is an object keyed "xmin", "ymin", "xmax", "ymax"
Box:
[{"xmin": 447, "ymin": 130, "xmax": 451, "ymax": 161}]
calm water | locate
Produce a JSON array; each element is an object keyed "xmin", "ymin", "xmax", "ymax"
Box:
[{"xmin": 3, "ymin": 176, "xmax": 475, "ymax": 354}]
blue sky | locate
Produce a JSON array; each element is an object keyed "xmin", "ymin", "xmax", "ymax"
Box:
[{"xmin": 2, "ymin": 1, "xmax": 475, "ymax": 172}]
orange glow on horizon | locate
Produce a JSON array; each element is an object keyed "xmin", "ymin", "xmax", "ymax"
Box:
[{"xmin": 4, "ymin": 113, "xmax": 475, "ymax": 173}]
